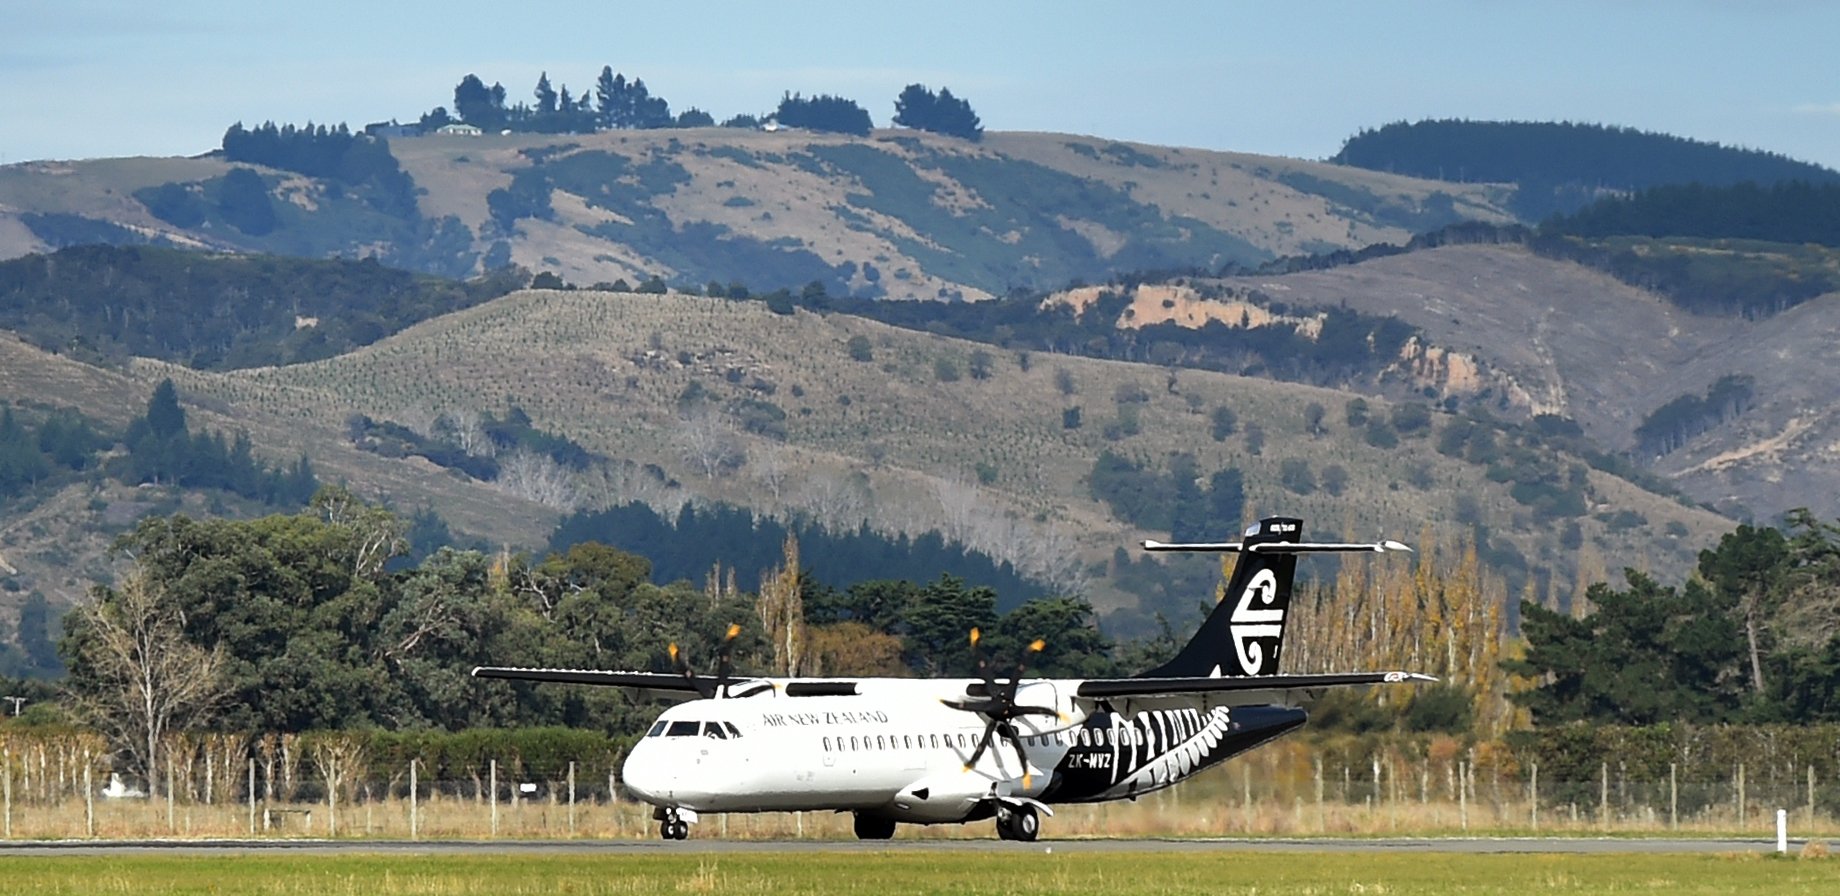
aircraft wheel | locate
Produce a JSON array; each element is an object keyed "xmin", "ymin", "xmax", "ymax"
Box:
[
  {"xmin": 852, "ymin": 813, "xmax": 897, "ymax": 840},
  {"xmin": 670, "ymin": 819, "xmax": 690, "ymax": 840},
  {"xmin": 1011, "ymin": 805, "xmax": 1040, "ymax": 842}
]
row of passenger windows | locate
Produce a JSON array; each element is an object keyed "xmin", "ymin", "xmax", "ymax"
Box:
[
  {"xmin": 820, "ymin": 727, "xmax": 1144, "ymax": 753},
  {"xmin": 646, "ymin": 720, "xmax": 744, "ymax": 739}
]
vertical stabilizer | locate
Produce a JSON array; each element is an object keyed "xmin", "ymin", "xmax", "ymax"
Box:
[{"xmin": 1136, "ymin": 518, "xmax": 1409, "ymax": 678}]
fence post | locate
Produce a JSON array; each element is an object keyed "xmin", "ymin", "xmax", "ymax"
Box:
[
  {"xmin": 167, "ymin": 759, "xmax": 175, "ymax": 834},
  {"xmin": 1738, "ymin": 763, "xmax": 1746, "ymax": 829},
  {"xmin": 1529, "ymin": 762, "xmax": 1538, "ymax": 832},
  {"xmin": 490, "ymin": 759, "xmax": 498, "ymax": 838},
  {"xmin": 3, "ymin": 746, "xmax": 11, "ymax": 839},
  {"xmin": 248, "ymin": 759, "xmax": 256, "ymax": 836},
  {"xmin": 1809, "ymin": 765, "xmax": 1817, "ymax": 829},
  {"xmin": 1458, "ymin": 760, "xmax": 1468, "ymax": 832},
  {"xmin": 83, "ymin": 750, "xmax": 93, "ymax": 838},
  {"xmin": 1669, "ymin": 763, "xmax": 1678, "ymax": 831},
  {"xmin": 410, "ymin": 758, "xmax": 419, "ymax": 841},
  {"xmin": 1598, "ymin": 762, "xmax": 1608, "ymax": 830},
  {"xmin": 327, "ymin": 763, "xmax": 337, "ymax": 838},
  {"xmin": 567, "ymin": 761, "xmax": 576, "ymax": 836},
  {"xmin": 1314, "ymin": 758, "xmax": 1324, "ymax": 833}
]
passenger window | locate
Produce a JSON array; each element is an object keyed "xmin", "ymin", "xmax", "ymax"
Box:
[
  {"xmin": 903, "ymin": 735, "xmax": 913, "ymax": 750},
  {"xmin": 647, "ymin": 721, "xmax": 667, "ymax": 737},
  {"xmin": 823, "ymin": 736, "xmax": 832, "ymax": 752},
  {"xmin": 929, "ymin": 734, "xmax": 939, "ymax": 749},
  {"xmin": 667, "ymin": 720, "xmax": 698, "ymax": 737},
  {"xmin": 876, "ymin": 735, "xmax": 887, "ymax": 751},
  {"xmin": 850, "ymin": 736, "xmax": 859, "ymax": 751}
]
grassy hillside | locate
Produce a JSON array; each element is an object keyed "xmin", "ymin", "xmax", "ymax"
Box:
[
  {"xmin": 175, "ymin": 288, "xmax": 1726, "ymax": 618},
  {"xmin": 1047, "ymin": 242, "xmax": 1840, "ymax": 523},
  {"xmin": 0, "ymin": 278, "xmax": 1736, "ymax": 642},
  {"xmin": 0, "ymin": 130, "xmax": 1518, "ymax": 300}
]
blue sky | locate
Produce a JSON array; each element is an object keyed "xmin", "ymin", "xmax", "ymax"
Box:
[{"xmin": 6, "ymin": 1, "xmax": 1838, "ymax": 169}]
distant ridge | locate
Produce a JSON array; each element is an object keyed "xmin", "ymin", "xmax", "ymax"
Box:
[{"xmin": 1333, "ymin": 119, "xmax": 1840, "ymax": 219}]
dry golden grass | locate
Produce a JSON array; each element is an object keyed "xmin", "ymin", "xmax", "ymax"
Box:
[{"xmin": 3, "ymin": 744, "xmax": 1833, "ymax": 842}]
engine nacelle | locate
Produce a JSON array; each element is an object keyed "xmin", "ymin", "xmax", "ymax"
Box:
[{"xmin": 885, "ymin": 771, "xmax": 994, "ymax": 823}]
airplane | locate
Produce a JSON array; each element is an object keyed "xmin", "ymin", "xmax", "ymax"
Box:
[{"xmin": 473, "ymin": 516, "xmax": 1431, "ymax": 841}]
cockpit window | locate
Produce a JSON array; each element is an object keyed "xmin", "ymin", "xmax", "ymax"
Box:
[
  {"xmin": 647, "ymin": 721, "xmax": 667, "ymax": 737},
  {"xmin": 666, "ymin": 720, "xmax": 700, "ymax": 737},
  {"xmin": 723, "ymin": 722, "xmax": 742, "ymax": 738},
  {"xmin": 703, "ymin": 722, "xmax": 727, "ymax": 739}
]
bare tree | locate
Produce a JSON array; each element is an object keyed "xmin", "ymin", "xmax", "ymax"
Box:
[
  {"xmin": 676, "ymin": 408, "xmax": 744, "ymax": 478},
  {"xmin": 933, "ymin": 475, "xmax": 982, "ymax": 547},
  {"xmin": 438, "ymin": 410, "xmax": 494, "ymax": 457},
  {"xmin": 752, "ymin": 446, "xmax": 790, "ymax": 502},
  {"xmin": 757, "ymin": 534, "xmax": 809, "ymax": 676},
  {"xmin": 67, "ymin": 570, "xmax": 228, "ymax": 796},
  {"xmin": 799, "ymin": 475, "xmax": 867, "ymax": 530},
  {"xmin": 496, "ymin": 449, "xmax": 580, "ymax": 509}
]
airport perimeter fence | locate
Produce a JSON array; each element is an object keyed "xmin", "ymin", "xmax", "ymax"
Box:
[{"xmin": 2, "ymin": 739, "xmax": 1839, "ymax": 840}]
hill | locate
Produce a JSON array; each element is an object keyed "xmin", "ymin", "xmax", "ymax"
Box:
[
  {"xmin": 1332, "ymin": 120, "xmax": 1840, "ymax": 220},
  {"xmin": 1042, "ymin": 241, "xmax": 1840, "ymax": 523},
  {"xmin": 0, "ymin": 129, "xmax": 1518, "ymax": 299},
  {"xmin": 145, "ymin": 287, "xmax": 1731, "ymax": 617}
]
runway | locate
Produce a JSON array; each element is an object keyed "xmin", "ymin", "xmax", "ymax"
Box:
[{"xmin": 0, "ymin": 836, "xmax": 1797, "ymax": 856}]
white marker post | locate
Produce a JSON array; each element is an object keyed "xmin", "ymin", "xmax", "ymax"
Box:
[{"xmin": 1777, "ymin": 808, "xmax": 1788, "ymax": 854}]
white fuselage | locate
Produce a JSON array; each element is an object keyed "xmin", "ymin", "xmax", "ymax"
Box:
[
  {"xmin": 623, "ymin": 679, "xmax": 1072, "ymax": 822},
  {"xmin": 619, "ymin": 676, "xmax": 1285, "ymax": 824}
]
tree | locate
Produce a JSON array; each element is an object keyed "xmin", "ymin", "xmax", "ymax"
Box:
[
  {"xmin": 216, "ymin": 167, "xmax": 277, "ymax": 236},
  {"xmin": 904, "ymin": 575, "xmax": 998, "ymax": 675},
  {"xmin": 757, "ymin": 534, "xmax": 808, "ymax": 676},
  {"xmin": 453, "ymin": 74, "xmax": 506, "ymax": 130},
  {"xmin": 1504, "ymin": 570, "xmax": 1746, "ymax": 726},
  {"xmin": 774, "ymin": 93, "xmax": 872, "ymax": 136},
  {"xmin": 1697, "ymin": 523, "xmax": 1788, "ymax": 696},
  {"xmin": 63, "ymin": 569, "xmax": 228, "ymax": 794},
  {"xmin": 893, "ymin": 84, "xmax": 936, "ymax": 130},
  {"xmin": 892, "ymin": 84, "xmax": 983, "ymax": 141},
  {"xmin": 534, "ymin": 71, "xmax": 558, "ymax": 118}
]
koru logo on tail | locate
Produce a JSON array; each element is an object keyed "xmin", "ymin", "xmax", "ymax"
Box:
[{"xmin": 1226, "ymin": 568, "xmax": 1283, "ymax": 675}]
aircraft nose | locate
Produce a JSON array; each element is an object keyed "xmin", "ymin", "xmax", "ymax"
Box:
[{"xmin": 622, "ymin": 743, "xmax": 670, "ymax": 803}]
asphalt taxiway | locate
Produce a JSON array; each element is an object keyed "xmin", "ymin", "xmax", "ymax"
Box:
[{"xmin": 0, "ymin": 836, "xmax": 1798, "ymax": 856}]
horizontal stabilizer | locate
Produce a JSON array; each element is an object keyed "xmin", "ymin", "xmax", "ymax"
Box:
[
  {"xmin": 472, "ymin": 665, "xmax": 706, "ymax": 692},
  {"xmin": 1079, "ymin": 671, "xmax": 1436, "ymax": 699},
  {"xmin": 1142, "ymin": 539, "xmax": 1413, "ymax": 554}
]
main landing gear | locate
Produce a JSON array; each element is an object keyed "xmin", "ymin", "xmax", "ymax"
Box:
[
  {"xmin": 853, "ymin": 812, "xmax": 897, "ymax": 840},
  {"xmin": 995, "ymin": 803, "xmax": 1040, "ymax": 841},
  {"xmin": 656, "ymin": 808, "xmax": 690, "ymax": 840}
]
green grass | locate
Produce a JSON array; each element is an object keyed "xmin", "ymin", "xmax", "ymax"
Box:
[{"xmin": 0, "ymin": 850, "xmax": 1831, "ymax": 895}]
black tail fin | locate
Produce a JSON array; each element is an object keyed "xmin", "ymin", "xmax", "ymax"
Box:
[{"xmin": 1136, "ymin": 517, "xmax": 1410, "ymax": 678}]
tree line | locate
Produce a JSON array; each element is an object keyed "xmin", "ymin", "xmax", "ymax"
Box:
[
  {"xmin": 1, "ymin": 382, "xmax": 315, "ymax": 513},
  {"xmin": 220, "ymin": 122, "xmax": 419, "ymax": 219},
  {"xmin": 56, "ymin": 489, "xmax": 1125, "ymax": 789},
  {"xmin": 0, "ymin": 245, "xmax": 521, "ymax": 370},
  {"xmin": 1332, "ymin": 119, "xmax": 1839, "ymax": 219},
  {"xmin": 1509, "ymin": 509, "xmax": 1840, "ymax": 726},
  {"xmin": 419, "ymin": 69, "xmax": 984, "ymax": 141}
]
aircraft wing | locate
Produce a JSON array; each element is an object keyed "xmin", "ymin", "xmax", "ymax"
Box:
[
  {"xmin": 471, "ymin": 666, "xmax": 710, "ymax": 703},
  {"xmin": 1074, "ymin": 671, "xmax": 1436, "ymax": 710}
]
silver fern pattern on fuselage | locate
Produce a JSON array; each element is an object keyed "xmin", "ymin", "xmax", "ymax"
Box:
[{"xmin": 1039, "ymin": 704, "xmax": 1307, "ymax": 803}]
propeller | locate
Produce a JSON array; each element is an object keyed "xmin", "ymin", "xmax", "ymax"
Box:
[
  {"xmin": 942, "ymin": 627, "xmax": 1061, "ymax": 789},
  {"xmin": 669, "ymin": 623, "xmax": 744, "ymax": 699}
]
